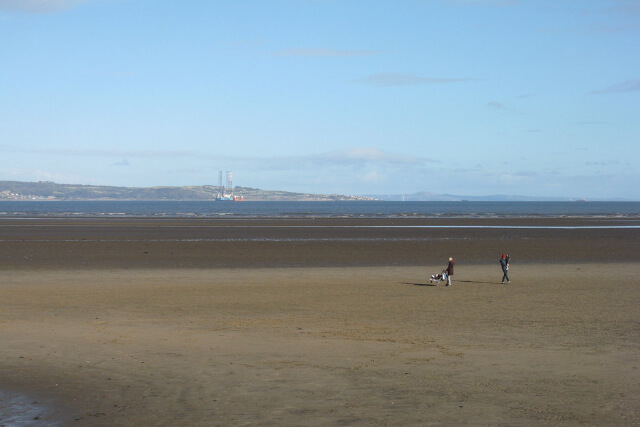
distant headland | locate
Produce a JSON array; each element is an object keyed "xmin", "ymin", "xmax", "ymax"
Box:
[{"xmin": 0, "ymin": 181, "xmax": 375, "ymax": 202}]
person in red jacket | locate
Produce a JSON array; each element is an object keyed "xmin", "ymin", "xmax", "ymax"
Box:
[
  {"xmin": 500, "ymin": 253, "xmax": 510, "ymax": 284},
  {"xmin": 446, "ymin": 257, "xmax": 454, "ymax": 286}
]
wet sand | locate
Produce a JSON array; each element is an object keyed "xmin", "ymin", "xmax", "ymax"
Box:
[
  {"xmin": 1, "ymin": 216, "xmax": 639, "ymax": 268},
  {"xmin": 1, "ymin": 218, "xmax": 639, "ymax": 426}
]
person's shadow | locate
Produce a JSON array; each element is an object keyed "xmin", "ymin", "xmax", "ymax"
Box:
[{"xmin": 457, "ymin": 280, "xmax": 498, "ymax": 285}]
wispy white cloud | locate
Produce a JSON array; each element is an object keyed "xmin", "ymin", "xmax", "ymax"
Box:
[
  {"xmin": 0, "ymin": 166, "xmax": 94, "ymax": 184},
  {"xmin": 112, "ymin": 159, "xmax": 131, "ymax": 167},
  {"xmin": 592, "ymin": 79, "xmax": 640, "ymax": 94},
  {"xmin": 486, "ymin": 101, "xmax": 508, "ymax": 110},
  {"xmin": 1, "ymin": 145, "xmax": 430, "ymax": 170},
  {"xmin": 0, "ymin": 0, "xmax": 86, "ymax": 13},
  {"xmin": 542, "ymin": 0, "xmax": 640, "ymax": 36},
  {"xmin": 275, "ymin": 48, "xmax": 383, "ymax": 57},
  {"xmin": 361, "ymin": 170, "xmax": 386, "ymax": 183},
  {"xmin": 578, "ymin": 0, "xmax": 640, "ymax": 17},
  {"xmin": 445, "ymin": 0, "xmax": 519, "ymax": 7},
  {"xmin": 233, "ymin": 148, "xmax": 432, "ymax": 173},
  {"xmin": 576, "ymin": 121, "xmax": 608, "ymax": 125},
  {"xmin": 486, "ymin": 100, "xmax": 522, "ymax": 114},
  {"xmin": 3, "ymin": 147, "xmax": 203, "ymax": 158},
  {"xmin": 313, "ymin": 148, "xmax": 427, "ymax": 165},
  {"xmin": 586, "ymin": 22, "xmax": 640, "ymax": 35},
  {"xmin": 356, "ymin": 73, "xmax": 472, "ymax": 87}
]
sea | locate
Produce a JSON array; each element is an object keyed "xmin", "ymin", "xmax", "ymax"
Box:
[{"xmin": 0, "ymin": 200, "xmax": 639, "ymax": 218}]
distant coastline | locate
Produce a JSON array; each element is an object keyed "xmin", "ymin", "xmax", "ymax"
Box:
[{"xmin": 0, "ymin": 180, "xmax": 633, "ymax": 202}]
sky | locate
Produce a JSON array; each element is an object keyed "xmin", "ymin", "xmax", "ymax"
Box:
[{"xmin": 1, "ymin": 0, "xmax": 639, "ymax": 199}]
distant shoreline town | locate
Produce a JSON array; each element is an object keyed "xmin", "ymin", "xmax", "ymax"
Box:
[{"xmin": 0, "ymin": 192, "xmax": 54, "ymax": 201}]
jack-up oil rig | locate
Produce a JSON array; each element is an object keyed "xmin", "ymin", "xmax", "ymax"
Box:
[{"xmin": 215, "ymin": 171, "xmax": 244, "ymax": 201}]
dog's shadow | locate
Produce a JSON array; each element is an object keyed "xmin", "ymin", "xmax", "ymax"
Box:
[
  {"xmin": 400, "ymin": 280, "xmax": 499, "ymax": 287},
  {"xmin": 400, "ymin": 281, "xmax": 439, "ymax": 287}
]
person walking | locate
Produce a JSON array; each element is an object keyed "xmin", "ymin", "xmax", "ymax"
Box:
[
  {"xmin": 446, "ymin": 257, "xmax": 454, "ymax": 286},
  {"xmin": 500, "ymin": 253, "xmax": 510, "ymax": 284}
]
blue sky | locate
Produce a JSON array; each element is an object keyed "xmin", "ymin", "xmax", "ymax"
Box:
[{"xmin": 1, "ymin": 0, "xmax": 638, "ymax": 199}]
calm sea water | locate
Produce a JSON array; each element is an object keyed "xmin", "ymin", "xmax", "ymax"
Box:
[
  {"xmin": 0, "ymin": 391, "xmax": 61, "ymax": 427},
  {"xmin": 0, "ymin": 200, "xmax": 638, "ymax": 218}
]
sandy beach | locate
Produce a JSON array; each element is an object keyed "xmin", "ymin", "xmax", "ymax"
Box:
[{"xmin": 1, "ymin": 217, "xmax": 639, "ymax": 426}]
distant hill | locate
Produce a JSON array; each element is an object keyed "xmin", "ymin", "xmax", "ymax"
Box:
[{"xmin": 0, "ymin": 181, "xmax": 375, "ymax": 202}]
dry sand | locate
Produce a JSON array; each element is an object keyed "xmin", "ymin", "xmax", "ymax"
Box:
[{"xmin": 1, "ymin": 218, "xmax": 639, "ymax": 426}]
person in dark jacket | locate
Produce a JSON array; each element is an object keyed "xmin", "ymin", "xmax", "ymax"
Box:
[
  {"xmin": 446, "ymin": 257, "xmax": 454, "ymax": 286},
  {"xmin": 500, "ymin": 253, "xmax": 510, "ymax": 284}
]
